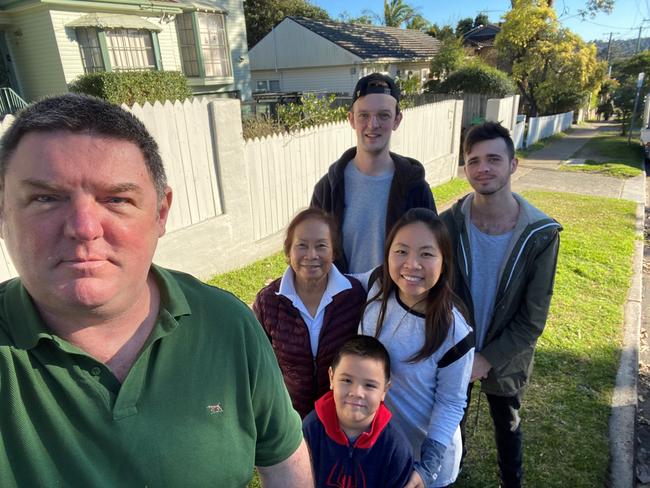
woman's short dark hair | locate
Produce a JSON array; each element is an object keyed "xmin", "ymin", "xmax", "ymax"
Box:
[
  {"xmin": 463, "ymin": 121, "xmax": 515, "ymax": 161},
  {"xmin": 283, "ymin": 207, "xmax": 341, "ymax": 261}
]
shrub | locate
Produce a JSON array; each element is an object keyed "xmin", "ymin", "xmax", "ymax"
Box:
[
  {"xmin": 69, "ymin": 70, "xmax": 192, "ymax": 106},
  {"xmin": 242, "ymin": 114, "xmax": 283, "ymax": 140},
  {"xmin": 277, "ymin": 93, "xmax": 347, "ymax": 131},
  {"xmin": 430, "ymin": 63, "xmax": 515, "ymax": 97}
]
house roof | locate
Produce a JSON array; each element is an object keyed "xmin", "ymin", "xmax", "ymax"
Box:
[
  {"xmin": 288, "ymin": 16, "xmax": 440, "ymax": 61},
  {"xmin": 463, "ymin": 23, "xmax": 501, "ymax": 45}
]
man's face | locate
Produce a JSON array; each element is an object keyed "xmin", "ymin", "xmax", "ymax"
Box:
[
  {"xmin": 0, "ymin": 131, "xmax": 172, "ymax": 317},
  {"xmin": 464, "ymin": 138, "xmax": 517, "ymax": 196},
  {"xmin": 348, "ymin": 93, "xmax": 402, "ymax": 156}
]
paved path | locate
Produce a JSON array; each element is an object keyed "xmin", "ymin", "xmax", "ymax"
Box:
[{"xmin": 457, "ymin": 121, "xmax": 644, "ymax": 488}]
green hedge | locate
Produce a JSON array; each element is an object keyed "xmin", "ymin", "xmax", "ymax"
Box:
[
  {"xmin": 427, "ymin": 64, "xmax": 515, "ymax": 97},
  {"xmin": 69, "ymin": 70, "xmax": 193, "ymax": 106}
]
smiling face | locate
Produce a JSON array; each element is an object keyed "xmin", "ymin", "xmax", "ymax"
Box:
[
  {"xmin": 288, "ymin": 217, "xmax": 334, "ymax": 288},
  {"xmin": 348, "ymin": 93, "xmax": 402, "ymax": 158},
  {"xmin": 388, "ymin": 221, "xmax": 443, "ymax": 310},
  {"xmin": 464, "ymin": 137, "xmax": 518, "ymax": 197},
  {"xmin": 0, "ymin": 131, "xmax": 172, "ymax": 319},
  {"xmin": 328, "ymin": 354, "xmax": 389, "ymax": 438}
]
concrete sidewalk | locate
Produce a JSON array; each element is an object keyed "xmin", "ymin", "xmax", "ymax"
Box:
[{"xmin": 458, "ymin": 121, "xmax": 644, "ymax": 488}]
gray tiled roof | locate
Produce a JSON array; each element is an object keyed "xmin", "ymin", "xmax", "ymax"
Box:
[{"xmin": 288, "ymin": 16, "xmax": 440, "ymax": 60}]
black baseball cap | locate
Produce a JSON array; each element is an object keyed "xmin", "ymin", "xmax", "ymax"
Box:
[{"xmin": 351, "ymin": 73, "xmax": 400, "ymax": 108}]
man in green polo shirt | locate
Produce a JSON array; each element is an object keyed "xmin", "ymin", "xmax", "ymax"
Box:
[{"xmin": 0, "ymin": 94, "xmax": 312, "ymax": 487}]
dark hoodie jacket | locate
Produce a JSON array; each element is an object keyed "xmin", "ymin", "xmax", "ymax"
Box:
[
  {"xmin": 310, "ymin": 147, "xmax": 436, "ymax": 273},
  {"xmin": 303, "ymin": 391, "xmax": 413, "ymax": 488}
]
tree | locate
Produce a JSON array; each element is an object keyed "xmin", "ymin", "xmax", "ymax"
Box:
[
  {"xmin": 383, "ymin": 0, "xmax": 416, "ymax": 27},
  {"xmin": 430, "ymin": 37, "xmax": 466, "ymax": 79},
  {"xmin": 338, "ymin": 10, "xmax": 374, "ymax": 24},
  {"xmin": 610, "ymin": 51, "xmax": 650, "ymax": 133},
  {"xmin": 496, "ymin": 0, "xmax": 605, "ymax": 116},
  {"xmin": 513, "ymin": 0, "xmax": 614, "ymax": 16},
  {"xmin": 426, "ymin": 23, "xmax": 456, "ymax": 41},
  {"xmin": 406, "ymin": 14, "xmax": 430, "ymax": 31},
  {"xmin": 474, "ymin": 13, "xmax": 489, "ymax": 27},
  {"xmin": 456, "ymin": 17, "xmax": 474, "ymax": 37},
  {"xmin": 244, "ymin": 0, "xmax": 330, "ymax": 48}
]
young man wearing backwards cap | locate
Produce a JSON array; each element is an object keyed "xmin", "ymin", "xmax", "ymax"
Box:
[{"xmin": 310, "ymin": 73, "xmax": 437, "ymax": 274}]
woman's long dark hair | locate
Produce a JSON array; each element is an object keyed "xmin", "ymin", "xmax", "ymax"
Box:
[{"xmin": 368, "ymin": 208, "xmax": 458, "ymax": 363}]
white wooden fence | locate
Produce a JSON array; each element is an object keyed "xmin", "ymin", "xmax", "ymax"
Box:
[
  {"xmin": 126, "ymin": 100, "xmax": 223, "ymax": 233},
  {"xmin": 422, "ymin": 93, "xmax": 493, "ymax": 128},
  {"xmin": 513, "ymin": 115, "xmax": 526, "ymax": 150},
  {"xmin": 526, "ymin": 111, "xmax": 573, "ymax": 147},
  {"xmin": 0, "ymin": 97, "xmax": 464, "ymax": 281}
]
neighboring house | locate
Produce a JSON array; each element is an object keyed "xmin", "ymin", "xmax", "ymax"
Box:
[
  {"xmin": 248, "ymin": 16, "xmax": 440, "ymax": 95},
  {"xmin": 0, "ymin": 0, "xmax": 252, "ymax": 103},
  {"xmin": 462, "ymin": 23, "xmax": 501, "ymax": 66}
]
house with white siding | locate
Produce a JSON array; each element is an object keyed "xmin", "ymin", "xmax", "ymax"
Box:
[
  {"xmin": 249, "ymin": 16, "xmax": 441, "ymax": 95},
  {"xmin": 0, "ymin": 0, "xmax": 252, "ymax": 103}
]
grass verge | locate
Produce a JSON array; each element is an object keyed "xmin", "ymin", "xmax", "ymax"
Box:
[
  {"xmin": 432, "ymin": 177, "xmax": 471, "ymax": 209},
  {"xmin": 207, "ymin": 252, "xmax": 285, "ymax": 305},
  {"xmin": 207, "ymin": 191, "xmax": 636, "ymax": 488},
  {"xmin": 561, "ymin": 159, "xmax": 643, "ymax": 178},
  {"xmin": 561, "ymin": 131, "xmax": 644, "ymax": 179},
  {"xmin": 517, "ymin": 132, "xmax": 567, "ymax": 159},
  {"xmin": 456, "ymin": 191, "xmax": 636, "ymax": 487}
]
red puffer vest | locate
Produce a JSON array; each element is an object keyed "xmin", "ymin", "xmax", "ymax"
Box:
[{"xmin": 253, "ymin": 274, "xmax": 366, "ymax": 418}]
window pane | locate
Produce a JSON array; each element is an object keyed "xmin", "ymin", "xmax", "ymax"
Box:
[
  {"xmin": 175, "ymin": 13, "xmax": 199, "ymax": 77},
  {"xmin": 76, "ymin": 27, "xmax": 105, "ymax": 73},
  {"xmin": 269, "ymin": 80, "xmax": 280, "ymax": 91},
  {"xmin": 197, "ymin": 13, "xmax": 231, "ymax": 78},
  {"xmin": 105, "ymin": 29, "xmax": 156, "ymax": 71}
]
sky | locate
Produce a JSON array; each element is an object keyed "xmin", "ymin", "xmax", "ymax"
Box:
[{"xmin": 311, "ymin": 0, "xmax": 646, "ymax": 42}]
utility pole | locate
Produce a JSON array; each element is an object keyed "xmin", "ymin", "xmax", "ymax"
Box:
[
  {"xmin": 605, "ymin": 32, "xmax": 619, "ymax": 76},
  {"xmin": 636, "ymin": 20, "xmax": 650, "ymax": 54}
]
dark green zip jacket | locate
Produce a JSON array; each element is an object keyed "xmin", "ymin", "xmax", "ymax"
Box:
[{"xmin": 440, "ymin": 193, "xmax": 562, "ymax": 396}]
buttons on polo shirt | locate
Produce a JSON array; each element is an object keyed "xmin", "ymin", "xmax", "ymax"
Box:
[{"xmin": 90, "ymin": 367, "xmax": 102, "ymax": 377}]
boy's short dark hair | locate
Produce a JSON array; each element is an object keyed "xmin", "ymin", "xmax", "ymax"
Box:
[
  {"xmin": 331, "ymin": 336, "xmax": 391, "ymax": 381},
  {"xmin": 463, "ymin": 121, "xmax": 515, "ymax": 161}
]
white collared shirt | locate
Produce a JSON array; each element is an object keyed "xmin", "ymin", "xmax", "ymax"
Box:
[{"xmin": 277, "ymin": 264, "xmax": 352, "ymax": 357}]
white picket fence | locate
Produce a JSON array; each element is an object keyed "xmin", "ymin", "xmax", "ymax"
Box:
[
  {"xmin": 513, "ymin": 116, "xmax": 526, "ymax": 150},
  {"xmin": 126, "ymin": 100, "xmax": 223, "ymax": 233},
  {"xmin": 526, "ymin": 111, "xmax": 573, "ymax": 147}
]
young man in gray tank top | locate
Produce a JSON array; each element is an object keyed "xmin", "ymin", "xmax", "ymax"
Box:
[
  {"xmin": 440, "ymin": 122, "xmax": 562, "ymax": 488},
  {"xmin": 310, "ymin": 73, "xmax": 436, "ymax": 274}
]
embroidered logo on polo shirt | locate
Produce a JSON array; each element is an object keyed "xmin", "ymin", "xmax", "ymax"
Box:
[{"xmin": 206, "ymin": 404, "xmax": 223, "ymax": 415}]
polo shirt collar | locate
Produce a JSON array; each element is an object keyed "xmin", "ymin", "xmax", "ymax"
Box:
[{"xmin": 5, "ymin": 264, "xmax": 192, "ymax": 350}]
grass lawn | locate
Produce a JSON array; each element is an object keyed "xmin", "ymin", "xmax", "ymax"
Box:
[
  {"xmin": 560, "ymin": 130, "xmax": 644, "ymax": 179},
  {"xmin": 456, "ymin": 191, "xmax": 636, "ymax": 487},
  {"xmin": 517, "ymin": 132, "xmax": 567, "ymax": 159},
  {"xmin": 432, "ymin": 177, "xmax": 471, "ymax": 209},
  {"xmin": 208, "ymin": 191, "xmax": 636, "ymax": 488}
]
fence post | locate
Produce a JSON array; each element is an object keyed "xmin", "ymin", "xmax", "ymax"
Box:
[
  {"xmin": 485, "ymin": 98, "xmax": 500, "ymax": 124},
  {"xmin": 452, "ymin": 100, "xmax": 464, "ymax": 170},
  {"xmin": 207, "ymin": 99, "xmax": 254, "ymax": 241}
]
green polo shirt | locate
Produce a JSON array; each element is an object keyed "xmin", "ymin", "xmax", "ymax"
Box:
[{"xmin": 0, "ymin": 266, "xmax": 302, "ymax": 487}]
